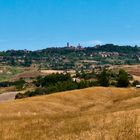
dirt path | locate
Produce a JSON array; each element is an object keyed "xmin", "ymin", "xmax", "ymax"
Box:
[{"xmin": 0, "ymin": 92, "xmax": 18, "ymax": 102}]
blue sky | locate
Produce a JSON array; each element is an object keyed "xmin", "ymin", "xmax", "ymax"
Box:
[{"xmin": 0, "ymin": 0, "xmax": 140, "ymax": 50}]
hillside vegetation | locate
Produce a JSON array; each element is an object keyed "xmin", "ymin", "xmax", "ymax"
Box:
[
  {"xmin": 0, "ymin": 44, "xmax": 140, "ymax": 69},
  {"xmin": 0, "ymin": 87, "xmax": 140, "ymax": 140},
  {"xmin": 15, "ymin": 69, "xmax": 134, "ymax": 99}
]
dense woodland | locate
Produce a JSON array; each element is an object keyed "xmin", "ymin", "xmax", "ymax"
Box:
[{"xmin": 0, "ymin": 44, "xmax": 140, "ymax": 70}]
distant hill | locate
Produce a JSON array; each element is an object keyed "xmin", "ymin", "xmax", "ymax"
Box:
[
  {"xmin": 96, "ymin": 44, "xmax": 139, "ymax": 53},
  {"xmin": 0, "ymin": 44, "xmax": 140, "ymax": 69}
]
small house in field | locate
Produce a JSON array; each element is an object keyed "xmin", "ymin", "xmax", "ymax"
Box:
[
  {"xmin": 72, "ymin": 78, "xmax": 81, "ymax": 82},
  {"xmin": 136, "ymin": 85, "xmax": 140, "ymax": 88}
]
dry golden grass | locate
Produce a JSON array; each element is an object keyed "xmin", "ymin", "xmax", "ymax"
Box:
[
  {"xmin": 122, "ymin": 64, "xmax": 140, "ymax": 77},
  {"xmin": 41, "ymin": 70, "xmax": 75, "ymax": 75},
  {"xmin": 41, "ymin": 70, "xmax": 64, "ymax": 74},
  {"xmin": 132, "ymin": 75, "xmax": 140, "ymax": 81},
  {"xmin": 0, "ymin": 87, "xmax": 140, "ymax": 140}
]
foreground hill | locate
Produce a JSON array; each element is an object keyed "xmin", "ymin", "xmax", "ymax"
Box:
[{"xmin": 0, "ymin": 87, "xmax": 140, "ymax": 140}]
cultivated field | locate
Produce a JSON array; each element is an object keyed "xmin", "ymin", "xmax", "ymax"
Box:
[
  {"xmin": 0, "ymin": 87, "xmax": 140, "ymax": 140},
  {"xmin": 41, "ymin": 70, "xmax": 75, "ymax": 75},
  {"xmin": 41, "ymin": 70, "xmax": 64, "ymax": 74},
  {"xmin": 123, "ymin": 65, "xmax": 140, "ymax": 76},
  {"xmin": 110, "ymin": 64, "xmax": 140, "ymax": 81}
]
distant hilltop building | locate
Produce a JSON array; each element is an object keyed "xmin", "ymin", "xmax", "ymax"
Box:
[
  {"xmin": 66, "ymin": 42, "xmax": 84, "ymax": 50},
  {"xmin": 77, "ymin": 43, "xmax": 82, "ymax": 49},
  {"xmin": 66, "ymin": 42, "xmax": 75, "ymax": 49},
  {"xmin": 67, "ymin": 42, "xmax": 70, "ymax": 48}
]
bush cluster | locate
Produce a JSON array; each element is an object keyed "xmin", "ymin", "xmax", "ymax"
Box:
[
  {"xmin": 0, "ymin": 79, "xmax": 26, "ymax": 90},
  {"xmin": 15, "ymin": 69, "xmax": 134, "ymax": 99},
  {"xmin": 15, "ymin": 80, "xmax": 97, "ymax": 99}
]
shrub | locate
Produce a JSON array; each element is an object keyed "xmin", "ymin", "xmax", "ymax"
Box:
[
  {"xmin": 110, "ymin": 81, "xmax": 117, "ymax": 86},
  {"xmin": 132, "ymin": 80, "xmax": 140, "ymax": 87},
  {"xmin": 97, "ymin": 68, "xmax": 110, "ymax": 87},
  {"xmin": 14, "ymin": 79, "xmax": 26, "ymax": 90},
  {"xmin": 78, "ymin": 81, "xmax": 88, "ymax": 89},
  {"xmin": 117, "ymin": 69, "xmax": 130, "ymax": 87},
  {"xmin": 33, "ymin": 73, "xmax": 72, "ymax": 87}
]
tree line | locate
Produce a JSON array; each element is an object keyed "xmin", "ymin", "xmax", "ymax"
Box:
[{"xmin": 15, "ymin": 69, "xmax": 139, "ymax": 99}]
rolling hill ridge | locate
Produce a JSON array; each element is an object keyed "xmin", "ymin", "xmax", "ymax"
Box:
[{"xmin": 0, "ymin": 87, "xmax": 140, "ymax": 140}]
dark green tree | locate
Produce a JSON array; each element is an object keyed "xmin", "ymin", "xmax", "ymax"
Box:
[
  {"xmin": 14, "ymin": 78, "xmax": 26, "ymax": 90},
  {"xmin": 117, "ymin": 69, "xmax": 129, "ymax": 87},
  {"xmin": 98, "ymin": 68, "xmax": 110, "ymax": 87},
  {"xmin": 10, "ymin": 58, "xmax": 16, "ymax": 66}
]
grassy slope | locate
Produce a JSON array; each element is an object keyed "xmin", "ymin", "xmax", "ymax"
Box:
[
  {"xmin": 0, "ymin": 87, "xmax": 140, "ymax": 140},
  {"xmin": 0, "ymin": 66, "xmax": 23, "ymax": 82}
]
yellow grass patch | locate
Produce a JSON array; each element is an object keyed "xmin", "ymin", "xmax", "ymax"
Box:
[{"xmin": 0, "ymin": 87, "xmax": 140, "ymax": 140}]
